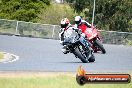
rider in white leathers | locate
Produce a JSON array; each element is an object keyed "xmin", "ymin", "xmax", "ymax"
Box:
[{"xmin": 59, "ymin": 18, "xmax": 93, "ymax": 55}]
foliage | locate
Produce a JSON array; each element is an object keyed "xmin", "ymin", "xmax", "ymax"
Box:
[
  {"xmin": 124, "ymin": 39, "xmax": 132, "ymax": 46},
  {"xmin": 0, "ymin": 0, "xmax": 131, "ymax": 32},
  {"xmin": 66, "ymin": 0, "xmax": 89, "ymax": 14},
  {"xmin": 38, "ymin": 3, "xmax": 77, "ymax": 25},
  {"xmin": 66, "ymin": 0, "xmax": 132, "ymax": 32},
  {"xmin": 0, "ymin": 0, "xmax": 50, "ymax": 22}
]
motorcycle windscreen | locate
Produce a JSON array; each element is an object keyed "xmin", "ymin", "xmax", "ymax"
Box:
[{"xmin": 64, "ymin": 29, "xmax": 79, "ymax": 44}]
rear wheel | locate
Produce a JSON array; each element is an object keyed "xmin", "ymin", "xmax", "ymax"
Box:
[
  {"xmin": 73, "ymin": 47, "xmax": 88, "ymax": 63},
  {"xmin": 94, "ymin": 39, "xmax": 106, "ymax": 54}
]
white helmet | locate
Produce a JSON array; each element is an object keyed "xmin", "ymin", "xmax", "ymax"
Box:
[
  {"xmin": 74, "ymin": 16, "xmax": 82, "ymax": 25},
  {"xmin": 60, "ymin": 18, "xmax": 70, "ymax": 28}
]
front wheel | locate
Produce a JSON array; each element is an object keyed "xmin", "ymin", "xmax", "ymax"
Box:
[
  {"xmin": 88, "ymin": 54, "xmax": 95, "ymax": 62},
  {"xmin": 94, "ymin": 39, "xmax": 106, "ymax": 54},
  {"xmin": 73, "ymin": 47, "xmax": 88, "ymax": 63}
]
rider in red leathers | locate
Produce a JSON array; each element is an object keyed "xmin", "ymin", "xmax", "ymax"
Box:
[
  {"xmin": 74, "ymin": 16, "xmax": 92, "ymax": 33},
  {"xmin": 74, "ymin": 16, "xmax": 93, "ymax": 52},
  {"xmin": 74, "ymin": 16, "xmax": 106, "ymax": 53}
]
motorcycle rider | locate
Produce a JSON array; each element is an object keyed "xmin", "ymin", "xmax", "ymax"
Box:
[
  {"xmin": 59, "ymin": 18, "xmax": 93, "ymax": 55},
  {"xmin": 59, "ymin": 18, "xmax": 71, "ymax": 44},
  {"xmin": 74, "ymin": 16, "xmax": 93, "ymax": 53},
  {"xmin": 59, "ymin": 18, "xmax": 72, "ymax": 54},
  {"xmin": 74, "ymin": 16, "xmax": 92, "ymax": 33}
]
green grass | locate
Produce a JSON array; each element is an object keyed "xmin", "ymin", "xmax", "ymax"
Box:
[
  {"xmin": 0, "ymin": 74, "xmax": 131, "ymax": 88},
  {"xmin": 125, "ymin": 39, "xmax": 132, "ymax": 46},
  {"xmin": 0, "ymin": 52, "xmax": 4, "ymax": 59}
]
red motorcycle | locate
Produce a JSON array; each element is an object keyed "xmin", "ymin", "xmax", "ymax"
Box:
[{"xmin": 84, "ymin": 27, "xmax": 106, "ymax": 54}]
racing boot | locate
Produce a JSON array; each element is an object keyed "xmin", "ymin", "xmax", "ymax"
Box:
[{"xmin": 61, "ymin": 45, "xmax": 69, "ymax": 54}]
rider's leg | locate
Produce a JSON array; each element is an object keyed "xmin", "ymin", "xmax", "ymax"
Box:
[
  {"xmin": 61, "ymin": 45, "xmax": 68, "ymax": 54},
  {"xmin": 59, "ymin": 33, "xmax": 64, "ymax": 45}
]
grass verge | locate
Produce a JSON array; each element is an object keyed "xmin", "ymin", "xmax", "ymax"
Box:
[
  {"xmin": 125, "ymin": 39, "xmax": 132, "ymax": 46},
  {"xmin": 0, "ymin": 72, "xmax": 131, "ymax": 88},
  {"xmin": 0, "ymin": 52, "xmax": 4, "ymax": 60}
]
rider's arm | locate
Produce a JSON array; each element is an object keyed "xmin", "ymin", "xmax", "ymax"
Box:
[
  {"xmin": 82, "ymin": 20, "xmax": 92, "ymax": 28},
  {"xmin": 59, "ymin": 28, "xmax": 65, "ymax": 41},
  {"xmin": 85, "ymin": 21, "xmax": 92, "ymax": 28},
  {"xmin": 73, "ymin": 27, "xmax": 82, "ymax": 34},
  {"xmin": 59, "ymin": 28, "xmax": 64, "ymax": 33}
]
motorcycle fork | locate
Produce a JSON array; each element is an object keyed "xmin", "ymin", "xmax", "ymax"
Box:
[
  {"xmin": 67, "ymin": 43, "xmax": 78, "ymax": 53},
  {"xmin": 78, "ymin": 42, "xmax": 90, "ymax": 58}
]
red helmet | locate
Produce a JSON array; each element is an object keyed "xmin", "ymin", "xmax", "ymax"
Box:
[{"xmin": 60, "ymin": 18, "xmax": 70, "ymax": 28}]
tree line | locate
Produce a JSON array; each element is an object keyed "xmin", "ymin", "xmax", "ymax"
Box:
[
  {"xmin": 66, "ymin": 0, "xmax": 132, "ymax": 32},
  {"xmin": 0, "ymin": 0, "xmax": 50, "ymax": 22},
  {"xmin": 0, "ymin": 0, "xmax": 131, "ymax": 32}
]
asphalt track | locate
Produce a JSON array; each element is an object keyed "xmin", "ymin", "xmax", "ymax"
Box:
[{"xmin": 0, "ymin": 35, "xmax": 132, "ymax": 72}]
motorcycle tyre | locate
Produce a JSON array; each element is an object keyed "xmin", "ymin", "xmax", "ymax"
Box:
[
  {"xmin": 73, "ymin": 47, "xmax": 88, "ymax": 63},
  {"xmin": 94, "ymin": 39, "xmax": 106, "ymax": 54},
  {"xmin": 88, "ymin": 54, "xmax": 95, "ymax": 62}
]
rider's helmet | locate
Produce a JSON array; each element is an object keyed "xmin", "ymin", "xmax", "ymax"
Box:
[
  {"xmin": 60, "ymin": 18, "xmax": 70, "ymax": 28},
  {"xmin": 74, "ymin": 16, "xmax": 82, "ymax": 25}
]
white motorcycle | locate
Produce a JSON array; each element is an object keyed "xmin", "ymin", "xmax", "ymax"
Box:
[{"xmin": 60, "ymin": 27, "xmax": 95, "ymax": 63}]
